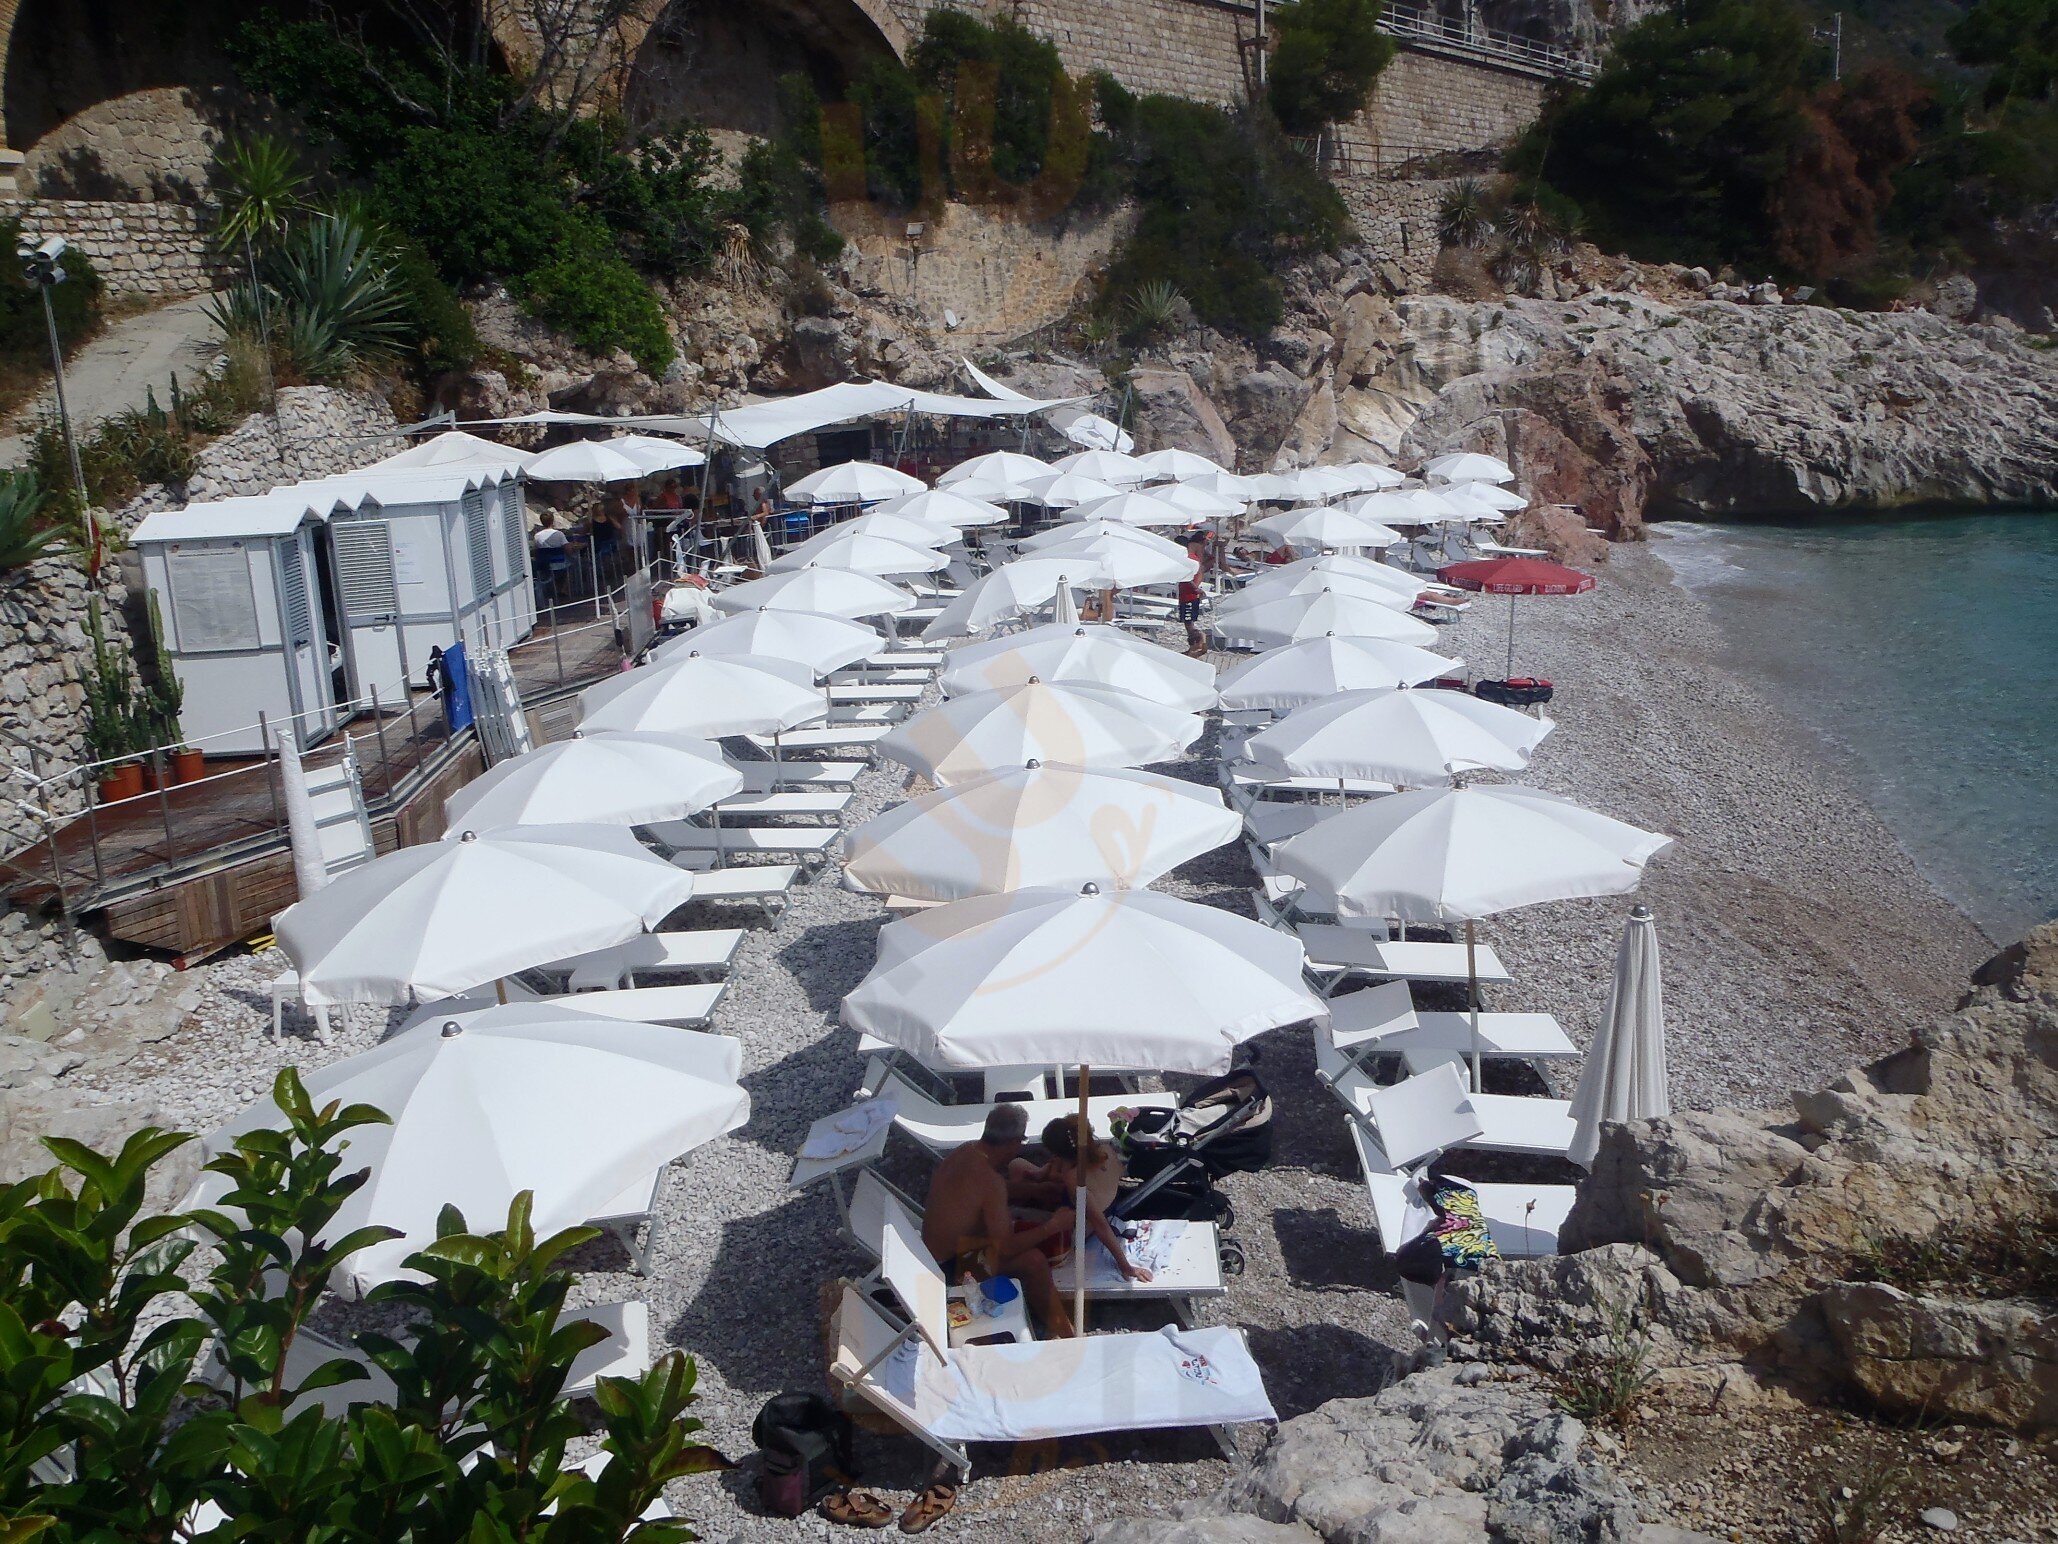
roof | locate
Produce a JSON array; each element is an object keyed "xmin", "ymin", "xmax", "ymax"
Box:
[{"xmin": 131, "ymin": 494, "xmax": 330, "ymax": 544}]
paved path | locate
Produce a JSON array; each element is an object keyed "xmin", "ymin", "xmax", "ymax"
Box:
[{"xmin": 0, "ymin": 295, "xmax": 220, "ymax": 468}]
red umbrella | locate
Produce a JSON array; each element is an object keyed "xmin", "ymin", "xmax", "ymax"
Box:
[{"xmin": 1437, "ymin": 557, "xmax": 1595, "ymax": 679}]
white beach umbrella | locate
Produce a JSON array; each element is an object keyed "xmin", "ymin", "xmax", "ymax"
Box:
[
  {"xmin": 651, "ymin": 608, "xmax": 880, "ymax": 676},
  {"xmin": 441, "ymin": 731, "xmax": 741, "ymax": 834},
  {"xmin": 1251, "ymin": 506, "xmax": 1406, "ymax": 550},
  {"xmin": 1021, "ymin": 471, "xmax": 1126, "ymax": 509},
  {"xmin": 525, "ymin": 440, "xmax": 649, "ymax": 483},
  {"xmin": 1178, "ymin": 470, "xmax": 1265, "ymax": 500},
  {"xmin": 1394, "ymin": 487, "xmax": 1475, "ymax": 525},
  {"xmin": 1151, "ymin": 482, "xmax": 1245, "ymax": 521},
  {"xmin": 1050, "ymin": 449, "xmax": 1150, "ymax": 486},
  {"xmin": 1242, "ymin": 687, "xmax": 1549, "ymax": 787},
  {"xmin": 275, "ymin": 824, "xmax": 697, "ymax": 1006},
  {"xmin": 871, "ymin": 488, "xmax": 1010, "ymax": 528},
  {"xmin": 606, "ymin": 434, "xmax": 708, "ymax": 473},
  {"xmin": 1568, "ymin": 905, "xmax": 1670, "ymax": 1169},
  {"xmin": 1135, "ymin": 447, "xmax": 1227, "ymax": 481},
  {"xmin": 378, "ymin": 431, "xmax": 534, "ymax": 472},
  {"xmin": 1425, "ymin": 452, "xmax": 1515, "ymax": 486},
  {"xmin": 1273, "ymin": 467, "xmax": 1357, "ymax": 502},
  {"xmin": 920, "ymin": 557, "xmax": 1100, "ymax": 640},
  {"xmin": 1440, "ymin": 481, "xmax": 1527, "ymax": 514},
  {"xmin": 939, "ymin": 450, "xmax": 1050, "ymax": 492},
  {"xmin": 1052, "ymin": 583, "xmax": 1079, "ymax": 627},
  {"xmin": 1032, "ymin": 533, "xmax": 1194, "ymax": 589},
  {"xmin": 1062, "ymin": 489, "xmax": 1195, "ymax": 527},
  {"xmin": 1261, "ymin": 553, "xmax": 1441, "ymax": 601},
  {"xmin": 194, "ymin": 1003, "xmax": 748, "ymax": 1296},
  {"xmin": 1327, "ymin": 462, "xmax": 1406, "ymax": 493},
  {"xmin": 840, "ymin": 508, "xmax": 963, "ymax": 547},
  {"xmin": 940, "ymin": 622, "xmax": 1217, "ymax": 711},
  {"xmin": 576, "ymin": 651, "xmax": 825, "ymax": 736},
  {"xmin": 879, "ymin": 679, "xmax": 1202, "ymax": 786},
  {"xmin": 1214, "ymin": 588, "xmax": 1441, "ymax": 647},
  {"xmin": 785, "ymin": 460, "xmax": 925, "ymax": 505},
  {"xmin": 711, "ymin": 567, "xmax": 918, "ymax": 619},
  {"xmin": 844, "ymin": 761, "xmax": 1239, "ymax": 902},
  {"xmin": 1021, "ymin": 519, "xmax": 1188, "ymax": 558},
  {"xmin": 770, "ymin": 528, "xmax": 947, "ymax": 576},
  {"xmin": 1215, "ymin": 634, "xmax": 1462, "ymax": 711},
  {"xmin": 1231, "ymin": 566, "xmax": 1423, "ymax": 614}
]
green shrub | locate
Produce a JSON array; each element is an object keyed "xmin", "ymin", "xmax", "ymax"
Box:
[
  {"xmin": 0, "ymin": 467, "xmax": 72, "ymax": 570},
  {"xmin": 1437, "ymin": 178, "xmax": 1496, "ymax": 248},
  {"xmin": 0, "ymin": 216, "xmax": 104, "ymax": 417},
  {"xmin": 389, "ymin": 237, "xmax": 481, "ymax": 378},
  {"xmin": 521, "ymin": 239, "xmax": 675, "ymax": 375},
  {"xmin": 560, "ymin": 115, "xmax": 726, "ymax": 279},
  {"xmin": 1267, "ymin": 0, "xmax": 1396, "ymax": 137},
  {"xmin": 212, "ymin": 133, "xmax": 310, "ymax": 253},
  {"xmin": 208, "ymin": 212, "xmax": 410, "ymax": 382}
]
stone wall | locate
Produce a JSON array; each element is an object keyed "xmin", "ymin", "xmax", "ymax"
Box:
[
  {"xmin": 1334, "ymin": 174, "xmax": 1474, "ymax": 289},
  {"xmin": 18, "ymin": 87, "xmax": 220, "ymax": 204},
  {"xmin": 831, "ymin": 197, "xmax": 1136, "ymax": 338},
  {"xmin": 2, "ymin": 197, "xmax": 223, "ymax": 296},
  {"xmin": 1335, "ymin": 50, "xmax": 1551, "ymax": 171}
]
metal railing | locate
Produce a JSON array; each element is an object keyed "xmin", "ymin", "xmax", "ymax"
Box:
[{"xmin": 1376, "ymin": 4, "xmax": 1598, "ymax": 79}]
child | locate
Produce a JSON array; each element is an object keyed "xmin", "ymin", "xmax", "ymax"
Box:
[{"xmin": 1039, "ymin": 1115, "xmax": 1154, "ymax": 1283}]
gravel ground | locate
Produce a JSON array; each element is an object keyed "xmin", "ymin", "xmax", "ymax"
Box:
[{"xmin": 58, "ymin": 541, "xmax": 1992, "ymax": 1540}]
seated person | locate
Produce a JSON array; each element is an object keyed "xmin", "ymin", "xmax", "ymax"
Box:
[
  {"xmin": 921, "ymin": 1104, "xmax": 1077, "ymax": 1337},
  {"xmin": 1038, "ymin": 1115, "xmax": 1154, "ymax": 1283}
]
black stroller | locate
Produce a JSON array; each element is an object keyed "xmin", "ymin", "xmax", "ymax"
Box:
[{"xmin": 1109, "ymin": 1068, "xmax": 1272, "ymax": 1275}]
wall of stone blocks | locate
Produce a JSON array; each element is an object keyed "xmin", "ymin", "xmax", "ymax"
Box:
[
  {"xmin": 1334, "ymin": 50, "xmax": 1549, "ymax": 171},
  {"xmin": 2, "ymin": 198, "xmax": 224, "ymax": 296}
]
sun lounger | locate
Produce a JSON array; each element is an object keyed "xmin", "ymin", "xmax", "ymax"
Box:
[
  {"xmin": 550, "ymin": 929, "xmax": 745, "ymax": 991},
  {"xmin": 587, "ymin": 1165, "xmax": 668, "ymax": 1274},
  {"xmin": 1347, "ymin": 1124, "xmax": 1572, "ymax": 1260},
  {"xmin": 865, "ymin": 649, "xmax": 944, "ymax": 669},
  {"xmin": 862, "ymin": 1061, "xmax": 1174, "ymax": 1158},
  {"xmin": 656, "ymin": 824, "xmax": 840, "ymax": 866},
  {"xmin": 1323, "ymin": 1059, "xmax": 1576, "ymax": 1168},
  {"xmin": 746, "ymin": 725, "xmax": 891, "ymax": 753},
  {"xmin": 829, "ymin": 1229, "xmax": 1274, "ymax": 1478},
  {"xmin": 1326, "ymin": 980, "xmax": 1576, "ymax": 1076},
  {"xmin": 734, "ymin": 760, "xmax": 865, "ymax": 790},
  {"xmin": 562, "ymin": 1300, "xmax": 651, "ymax": 1398},
  {"xmin": 833, "ymin": 665, "xmax": 933, "ymax": 686},
  {"xmin": 1471, "ymin": 537, "xmax": 1548, "ymax": 559},
  {"xmin": 1223, "ymin": 768, "xmax": 1396, "ymax": 809},
  {"xmin": 527, "ymin": 983, "xmax": 726, "ymax": 1028},
  {"xmin": 827, "ymin": 701, "xmax": 910, "ymax": 725},
  {"xmin": 712, "ymin": 789, "xmax": 854, "ymax": 822},
  {"xmin": 1296, "ymin": 925, "xmax": 1514, "ymax": 990},
  {"xmin": 828, "ymin": 682, "xmax": 926, "ymax": 705},
  {"xmin": 672, "ymin": 861, "xmax": 800, "ymax": 918}
]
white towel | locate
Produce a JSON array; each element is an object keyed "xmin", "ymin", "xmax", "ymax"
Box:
[
  {"xmin": 799, "ymin": 1097, "xmax": 896, "ymax": 1160},
  {"xmin": 1079, "ymin": 1219, "xmax": 1185, "ymax": 1285}
]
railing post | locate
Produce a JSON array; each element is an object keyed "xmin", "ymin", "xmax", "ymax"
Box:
[
  {"xmin": 370, "ymin": 683, "xmax": 393, "ymax": 795},
  {"xmin": 258, "ymin": 712, "xmax": 285, "ymax": 840},
  {"xmin": 82, "ymin": 769, "xmax": 106, "ymax": 891}
]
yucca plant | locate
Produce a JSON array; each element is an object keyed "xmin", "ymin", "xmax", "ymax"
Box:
[
  {"xmin": 0, "ymin": 468, "xmax": 73, "ymax": 571},
  {"xmin": 1124, "ymin": 278, "xmax": 1190, "ymax": 341},
  {"xmin": 208, "ymin": 213, "xmax": 411, "ymax": 381},
  {"xmin": 1437, "ymin": 178, "xmax": 1495, "ymax": 249},
  {"xmin": 213, "ymin": 135, "xmax": 311, "ymax": 255}
]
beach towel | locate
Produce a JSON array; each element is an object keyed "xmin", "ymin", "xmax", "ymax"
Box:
[{"xmin": 799, "ymin": 1098, "xmax": 896, "ymax": 1160}]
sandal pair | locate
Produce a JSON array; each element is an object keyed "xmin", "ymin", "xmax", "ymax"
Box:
[{"xmin": 821, "ymin": 1483, "xmax": 959, "ymax": 1533}]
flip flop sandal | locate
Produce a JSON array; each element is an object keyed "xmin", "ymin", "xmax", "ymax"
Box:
[
  {"xmin": 899, "ymin": 1482, "xmax": 958, "ymax": 1534},
  {"xmin": 822, "ymin": 1489, "xmax": 894, "ymax": 1528}
]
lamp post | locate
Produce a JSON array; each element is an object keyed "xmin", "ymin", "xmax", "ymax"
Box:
[{"xmin": 16, "ymin": 234, "xmax": 97, "ymax": 575}]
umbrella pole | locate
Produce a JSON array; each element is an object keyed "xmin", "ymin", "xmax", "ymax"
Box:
[
  {"xmin": 494, "ymin": 977, "xmax": 508, "ymax": 1006},
  {"xmin": 1465, "ymin": 919, "xmax": 1483, "ymax": 1092},
  {"xmin": 1505, "ymin": 593, "xmax": 1517, "ymax": 681},
  {"xmin": 1073, "ymin": 1063, "xmax": 1090, "ymax": 1335},
  {"xmin": 712, "ymin": 803, "xmax": 725, "ymax": 869}
]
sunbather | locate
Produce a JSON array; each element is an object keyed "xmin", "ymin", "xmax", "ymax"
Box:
[
  {"xmin": 1037, "ymin": 1115, "xmax": 1153, "ymax": 1283},
  {"xmin": 920, "ymin": 1104, "xmax": 1078, "ymax": 1337}
]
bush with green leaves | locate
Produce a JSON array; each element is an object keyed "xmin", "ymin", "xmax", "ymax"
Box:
[
  {"xmin": 0, "ymin": 469, "xmax": 73, "ymax": 572},
  {"xmin": 208, "ymin": 212, "xmax": 411, "ymax": 382},
  {"xmin": 213, "ymin": 134, "xmax": 311, "ymax": 255},
  {"xmin": 1266, "ymin": 0, "xmax": 1396, "ymax": 138},
  {"xmin": 1436, "ymin": 178, "xmax": 1496, "ymax": 249},
  {"xmin": 0, "ymin": 217, "xmax": 103, "ymax": 418},
  {"xmin": 0, "ymin": 1068, "xmax": 724, "ymax": 1540}
]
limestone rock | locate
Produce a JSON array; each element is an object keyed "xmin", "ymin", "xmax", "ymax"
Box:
[
  {"xmin": 1088, "ymin": 1520, "xmax": 1318, "ymax": 1544},
  {"xmin": 1821, "ymin": 1282, "xmax": 2056, "ymax": 1429},
  {"xmin": 1128, "ymin": 368, "xmax": 1239, "ymax": 468},
  {"xmin": 1221, "ymin": 365, "xmax": 1313, "ymax": 465},
  {"xmin": 1930, "ymin": 274, "xmax": 1979, "ymax": 322}
]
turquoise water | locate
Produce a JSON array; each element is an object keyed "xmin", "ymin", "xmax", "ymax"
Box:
[{"xmin": 1656, "ymin": 512, "xmax": 2058, "ymax": 945}]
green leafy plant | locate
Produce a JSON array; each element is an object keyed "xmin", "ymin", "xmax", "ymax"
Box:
[
  {"xmin": 1553, "ymin": 1297, "xmax": 1656, "ymax": 1430},
  {"xmin": 81, "ymin": 596, "xmax": 148, "ymax": 765},
  {"xmin": 0, "ymin": 470, "xmax": 72, "ymax": 572},
  {"xmin": 1437, "ymin": 178, "xmax": 1496, "ymax": 249},
  {"xmin": 213, "ymin": 134, "xmax": 311, "ymax": 254},
  {"xmin": 1266, "ymin": 0, "xmax": 1397, "ymax": 137},
  {"xmin": 1122, "ymin": 278, "xmax": 1190, "ymax": 342},
  {"xmin": 209, "ymin": 212, "xmax": 411, "ymax": 381},
  {"xmin": 0, "ymin": 1068, "xmax": 726, "ymax": 1539},
  {"xmin": 520, "ymin": 239, "xmax": 676, "ymax": 376},
  {"xmin": 140, "ymin": 593, "xmax": 184, "ymax": 750}
]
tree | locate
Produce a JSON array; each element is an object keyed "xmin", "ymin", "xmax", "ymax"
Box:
[
  {"xmin": 0, "ymin": 1069, "xmax": 724, "ymax": 1540},
  {"xmin": 1948, "ymin": 0, "xmax": 2058, "ymax": 106},
  {"xmin": 1266, "ymin": 0, "xmax": 1396, "ymax": 137}
]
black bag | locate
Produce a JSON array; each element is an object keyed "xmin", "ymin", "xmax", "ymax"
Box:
[{"xmin": 751, "ymin": 1392, "xmax": 852, "ymax": 1517}]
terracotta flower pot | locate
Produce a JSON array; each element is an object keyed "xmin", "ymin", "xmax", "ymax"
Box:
[
  {"xmin": 97, "ymin": 763, "xmax": 144, "ymax": 803},
  {"xmin": 171, "ymin": 747, "xmax": 205, "ymax": 784}
]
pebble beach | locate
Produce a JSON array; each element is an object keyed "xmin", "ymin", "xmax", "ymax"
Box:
[{"xmin": 53, "ymin": 539, "xmax": 1995, "ymax": 1540}]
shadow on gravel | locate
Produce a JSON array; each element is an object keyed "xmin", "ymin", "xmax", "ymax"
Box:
[
  {"xmin": 774, "ymin": 914, "xmax": 886, "ymax": 1012},
  {"xmin": 734, "ymin": 1029, "xmax": 871, "ymax": 1150},
  {"xmin": 1244, "ymin": 1321, "xmax": 1403, "ymax": 1419},
  {"xmin": 1271, "ymin": 1205, "xmax": 1397, "ymax": 1294}
]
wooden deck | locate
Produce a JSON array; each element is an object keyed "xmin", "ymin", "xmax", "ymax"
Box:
[{"xmin": 0, "ymin": 614, "xmax": 624, "ymax": 958}]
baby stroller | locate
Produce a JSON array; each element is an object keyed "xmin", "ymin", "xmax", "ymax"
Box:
[{"xmin": 1110, "ymin": 1068, "xmax": 1272, "ymax": 1275}]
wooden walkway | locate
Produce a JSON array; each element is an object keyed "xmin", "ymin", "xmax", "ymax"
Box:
[{"xmin": 0, "ymin": 614, "xmax": 624, "ymax": 955}]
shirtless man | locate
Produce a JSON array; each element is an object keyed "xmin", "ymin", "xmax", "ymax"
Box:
[{"xmin": 921, "ymin": 1105, "xmax": 1077, "ymax": 1338}]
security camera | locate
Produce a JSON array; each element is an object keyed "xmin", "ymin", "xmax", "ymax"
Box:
[
  {"xmin": 34, "ymin": 236, "xmax": 65, "ymax": 261},
  {"xmin": 17, "ymin": 235, "xmax": 67, "ymax": 286}
]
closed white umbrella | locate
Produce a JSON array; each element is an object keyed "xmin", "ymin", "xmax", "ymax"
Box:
[
  {"xmin": 194, "ymin": 1002, "xmax": 748, "ymax": 1296},
  {"xmin": 1215, "ymin": 633, "xmax": 1461, "ymax": 711},
  {"xmin": 841, "ymin": 508, "xmax": 962, "ymax": 547},
  {"xmin": 1242, "ymin": 687, "xmax": 1549, "ymax": 787},
  {"xmin": 1057, "ymin": 413, "xmax": 1134, "ymax": 452},
  {"xmin": 1052, "ymin": 582, "xmax": 1079, "ymax": 627},
  {"xmin": 1021, "ymin": 471, "xmax": 1125, "ymax": 509},
  {"xmin": 653, "ymin": 608, "xmax": 881, "ymax": 675},
  {"xmin": 920, "ymin": 557, "xmax": 1099, "ymax": 640},
  {"xmin": 879, "ymin": 679, "xmax": 1201, "ymax": 786},
  {"xmin": 275, "ymin": 824, "xmax": 697, "ymax": 1006},
  {"xmin": 1568, "ymin": 905, "xmax": 1669, "ymax": 1169},
  {"xmin": 940, "ymin": 622, "xmax": 1216, "ymax": 711},
  {"xmin": 1232, "ymin": 565, "xmax": 1425, "ymax": 614},
  {"xmin": 1050, "ymin": 449, "xmax": 1150, "ymax": 486},
  {"xmin": 526, "ymin": 440, "xmax": 648, "ymax": 483},
  {"xmin": 1032, "ymin": 534, "xmax": 1194, "ymax": 589},
  {"xmin": 1021, "ymin": 518, "xmax": 1188, "ymax": 558},
  {"xmin": 770, "ymin": 528, "xmax": 947, "ymax": 576},
  {"xmin": 939, "ymin": 451, "xmax": 1050, "ymax": 492},
  {"xmin": 442, "ymin": 730, "xmax": 742, "ymax": 834},
  {"xmin": 711, "ymin": 567, "xmax": 917, "ymax": 619},
  {"xmin": 1135, "ymin": 447, "xmax": 1227, "ymax": 481},
  {"xmin": 870, "ymin": 488, "xmax": 1010, "ymax": 528},
  {"xmin": 844, "ymin": 761, "xmax": 1239, "ymax": 902},
  {"xmin": 1425, "ymin": 452, "xmax": 1515, "ymax": 486},
  {"xmin": 1252, "ymin": 506, "xmax": 1405, "ymax": 551},
  {"xmin": 1214, "ymin": 588, "xmax": 1441, "ymax": 647},
  {"xmin": 785, "ymin": 460, "xmax": 925, "ymax": 505},
  {"xmin": 1062, "ymin": 490, "xmax": 1194, "ymax": 527},
  {"xmin": 576, "ymin": 651, "xmax": 825, "ymax": 736}
]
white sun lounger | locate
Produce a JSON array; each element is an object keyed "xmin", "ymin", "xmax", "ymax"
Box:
[
  {"xmin": 1326, "ymin": 980, "xmax": 1576, "ymax": 1076},
  {"xmin": 711, "ymin": 789, "xmax": 854, "ymax": 822},
  {"xmin": 563, "ymin": 1299, "xmax": 651, "ymax": 1398},
  {"xmin": 735, "ymin": 760, "xmax": 865, "ymax": 790},
  {"xmin": 1224, "ymin": 769, "xmax": 1397, "ymax": 809},
  {"xmin": 658, "ymin": 825, "xmax": 840, "ymax": 866},
  {"xmin": 673, "ymin": 862, "xmax": 800, "ymax": 917},
  {"xmin": 827, "ymin": 701, "xmax": 909, "ymax": 725},
  {"xmin": 1472, "ymin": 537, "xmax": 1548, "ymax": 559},
  {"xmin": 828, "ymin": 1200, "xmax": 1274, "ymax": 1478},
  {"xmin": 828, "ymin": 682, "xmax": 926, "ymax": 705},
  {"xmin": 862, "ymin": 1062, "xmax": 1174, "ymax": 1158},
  {"xmin": 1296, "ymin": 925, "xmax": 1513, "ymax": 990},
  {"xmin": 1325, "ymin": 1059, "xmax": 1576, "ymax": 1168},
  {"xmin": 528, "ymin": 984, "xmax": 726, "ymax": 1028},
  {"xmin": 1348, "ymin": 1124, "xmax": 1572, "ymax": 1260},
  {"xmin": 833, "ymin": 666, "xmax": 933, "ymax": 687},
  {"xmin": 864, "ymin": 649, "xmax": 944, "ymax": 669},
  {"xmin": 551, "ymin": 929, "xmax": 746, "ymax": 991},
  {"xmin": 746, "ymin": 725, "xmax": 891, "ymax": 753}
]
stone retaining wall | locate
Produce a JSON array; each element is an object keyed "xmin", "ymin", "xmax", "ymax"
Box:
[
  {"xmin": 1335, "ymin": 50, "xmax": 1550, "ymax": 171},
  {"xmin": 2, "ymin": 197, "xmax": 223, "ymax": 296}
]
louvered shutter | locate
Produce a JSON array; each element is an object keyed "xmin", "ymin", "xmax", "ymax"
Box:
[
  {"xmin": 464, "ymin": 487, "xmax": 493, "ymax": 595},
  {"xmin": 500, "ymin": 484, "xmax": 526, "ymax": 577},
  {"xmin": 278, "ymin": 538, "xmax": 314, "ymax": 646},
  {"xmin": 332, "ymin": 522, "xmax": 399, "ymax": 618}
]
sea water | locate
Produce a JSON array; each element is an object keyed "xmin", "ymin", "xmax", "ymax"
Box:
[{"xmin": 1655, "ymin": 513, "xmax": 2058, "ymax": 945}]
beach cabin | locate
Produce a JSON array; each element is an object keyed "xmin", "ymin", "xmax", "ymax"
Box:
[
  {"xmin": 131, "ymin": 493, "xmax": 341, "ymax": 756},
  {"xmin": 295, "ymin": 465, "xmax": 534, "ymax": 706}
]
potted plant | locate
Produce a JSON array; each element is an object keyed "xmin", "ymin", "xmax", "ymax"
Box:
[
  {"xmin": 84, "ymin": 598, "xmax": 144, "ymax": 802},
  {"xmin": 142, "ymin": 594, "xmax": 201, "ymax": 783}
]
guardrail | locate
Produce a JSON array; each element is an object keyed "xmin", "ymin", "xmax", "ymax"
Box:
[{"xmin": 1377, "ymin": 3, "xmax": 1598, "ymax": 80}]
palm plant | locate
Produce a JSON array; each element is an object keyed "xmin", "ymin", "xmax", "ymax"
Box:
[
  {"xmin": 0, "ymin": 468, "xmax": 73, "ymax": 571},
  {"xmin": 213, "ymin": 135, "xmax": 310, "ymax": 254},
  {"xmin": 1437, "ymin": 178, "xmax": 1495, "ymax": 249}
]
